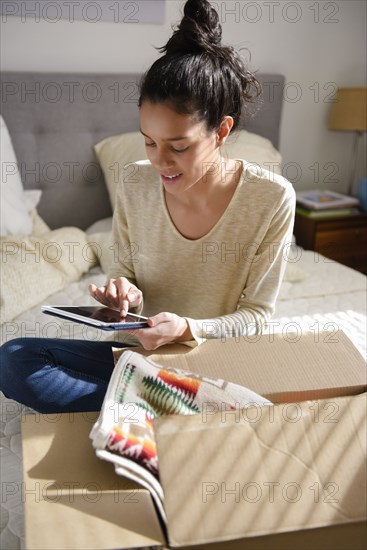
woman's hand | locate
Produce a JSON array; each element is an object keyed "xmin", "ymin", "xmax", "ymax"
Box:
[
  {"xmin": 88, "ymin": 277, "xmax": 143, "ymax": 316},
  {"xmin": 131, "ymin": 312, "xmax": 193, "ymax": 350}
]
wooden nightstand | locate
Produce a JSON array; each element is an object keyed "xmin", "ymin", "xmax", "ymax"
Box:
[{"xmin": 294, "ymin": 211, "xmax": 367, "ymax": 274}]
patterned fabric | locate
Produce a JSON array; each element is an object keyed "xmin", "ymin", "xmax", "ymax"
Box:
[{"xmin": 90, "ymin": 350, "xmax": 271, "ymax": 479}]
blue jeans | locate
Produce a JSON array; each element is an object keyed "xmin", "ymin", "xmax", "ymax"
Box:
[{"xmin": 0, "ymin": 338, "xmax": 134, "ymax": 413}]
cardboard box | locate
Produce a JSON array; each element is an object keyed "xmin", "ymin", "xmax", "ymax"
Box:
[
  {"xmin": 21, "ymin": 412, "xmax": 166, "ymax": 550},
  {"xmin": 133, "ymin": 330, "xmax": 367, "ymax": 403},
  {"xmin": 22, "ymin": 331, "xmax": 367, "ymax": 549},
  {"xmin": 154, "ymin": 393, "xmax": 367, "ymax": 549}
]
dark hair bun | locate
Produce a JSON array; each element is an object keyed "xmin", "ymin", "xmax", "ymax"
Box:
[
  {"xmin": 140, "ymin": 0, "xmax": 262, "ymax": 132},
  {"xmin": 160, "ymin": 0, "xmax": 222, "ymax": 55}
]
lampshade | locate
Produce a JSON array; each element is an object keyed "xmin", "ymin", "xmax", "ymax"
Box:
[{"xmin": 328, "ymin": 88, "xmax": 367, "ymax": 132}]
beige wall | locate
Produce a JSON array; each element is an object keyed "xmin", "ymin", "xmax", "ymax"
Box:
[{"xmin": 1, "ymin": 0, "xmax": 366, "ymax": 192}]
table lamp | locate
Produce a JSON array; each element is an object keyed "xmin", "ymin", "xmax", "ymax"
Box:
[{"xmin": 328, "ymin": 87, "xmax": 367, "ymax": 196}]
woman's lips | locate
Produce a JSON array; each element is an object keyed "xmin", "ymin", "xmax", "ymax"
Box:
[{"xmin": 161, "ymin": 173, "xmax": 183, "ymax": 184}]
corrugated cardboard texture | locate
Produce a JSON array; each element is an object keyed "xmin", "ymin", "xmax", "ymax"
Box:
[
  {"xmin": 126, "ymin": 331, "xmax": 367, "ymax": 403},
  {"xmin": 154, "ymin": 393, "xmax": 367, "ymax": 547},
  {"xmin": 21, "ymin": 412, "xmax": 165, "ymax": 550}
]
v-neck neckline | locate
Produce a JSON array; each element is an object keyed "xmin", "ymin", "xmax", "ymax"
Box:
[{"xmin": 160, "ymin": 159, "xmax": 245, "ymax": 243}]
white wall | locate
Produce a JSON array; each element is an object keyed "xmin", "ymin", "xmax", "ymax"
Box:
[{"xmin": 1, "ymin": 0, "xmax": 366, "ymax": 193}]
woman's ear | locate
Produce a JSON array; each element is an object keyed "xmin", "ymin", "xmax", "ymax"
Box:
[{"xmin": 216, "ymin": 116, "xmax": 234, "ymax": 146}]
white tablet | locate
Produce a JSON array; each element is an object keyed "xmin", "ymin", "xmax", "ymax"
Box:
[{"xmin": 41, "ymin": 305, "xmax": 149, "ymax": 330}]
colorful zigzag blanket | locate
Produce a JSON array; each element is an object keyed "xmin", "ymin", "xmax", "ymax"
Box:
[{"xmin": 90, "ymin": 349, "xmax": 271, "ymax": 521}]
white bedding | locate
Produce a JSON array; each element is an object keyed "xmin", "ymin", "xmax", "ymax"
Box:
[
  {"xmin": 0, "ymin": 250, "xmax": 366, "ymax": 549},
  {"xmin": 273, "ymin": 249, "xmax": 367, "ymax": 359},
  {"xmin": 0, "ymin": 266, "xmax": 107, "ymax": 347}
]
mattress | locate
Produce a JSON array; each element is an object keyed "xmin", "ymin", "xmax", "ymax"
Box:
[
  {"xmin": 273, "ymin": 250, "xmax": 367, "ymax": 359},
  {"xmin": 1, "ymin": 253, "xmax": 366, "ymax": 550}
]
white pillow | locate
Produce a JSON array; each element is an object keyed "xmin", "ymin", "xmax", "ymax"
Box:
[
  {"xmin": 30, "ymin": 207, "xmax": 51, "ymax": 237},
  {"xmin": 94, "ymin": 130, "xmax": 282, "ymax": 209},
  {"xmin": 85, "ymin": 216, "xmax": 113, "ymax": 235},
  {"xmin": 87, "ymin": 231, "xmax": 114, "ymax": 275},
  {"xmin": 94, "ymin": 132, "xmax": 147, "ymax": 208},
  {"xmin": 0, "ymin": 116, "xmax": 42, "ymax": 236},
  {"xmin": 222, "ymin": 130, "xmax": 282, "ymax": 176}
]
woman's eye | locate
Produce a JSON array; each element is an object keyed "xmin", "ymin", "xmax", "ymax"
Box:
[
  {"xmin": 144, "ymin": 143, "xmax": 189, "ymax": 153},
  {"xmin": 173, "ymin": 147, "xmax": 189, "ymax": 153}
]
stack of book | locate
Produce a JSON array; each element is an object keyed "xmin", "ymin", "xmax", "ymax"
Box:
[{"xmin": 296, "ymin": 189, "xmax": 360, "ymax": 219}]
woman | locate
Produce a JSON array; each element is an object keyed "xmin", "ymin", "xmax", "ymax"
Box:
[{"xmin": 0, "ymin": 0, "xmax": 295, "ymax": 413}]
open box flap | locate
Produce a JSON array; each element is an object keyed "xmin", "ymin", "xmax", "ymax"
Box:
[
  {"xmin": 21, "ymin": 412, "xmax": 166, "ymax": 549},
  {"xmin": 127, "ymin": 331, "xmax": 367, "ymax": 403},
  {"xmin": 154, "ymin": 393, "xmax": 367, "ymax": 547}
]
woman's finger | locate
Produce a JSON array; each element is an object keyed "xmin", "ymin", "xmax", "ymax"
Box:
[
  {"xmin": 88, "ymin": 283, "xmax": 97, "ymax": 296},
  {"xmin": 89, "ymin": 278, "xmax": 142, "ymax": 315},
  {"xmin": 114, "ymin": 278, "xmax": 139, "ymax": 316},
  {"xmin": 88, "ymin": 283, "xmax": 106, "ymax": 303},
  {"xmin": 147, "ymin": 312, "xmax": 171, "ymax": 327},
  {"xmin": 105, "ymin": 279, "xmax": 118, "ymax": 300}
]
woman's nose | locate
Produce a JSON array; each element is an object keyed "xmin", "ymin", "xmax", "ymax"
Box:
[{"xmin": 152, "ymin": 147, "xmax": 174, "ymax": 169}]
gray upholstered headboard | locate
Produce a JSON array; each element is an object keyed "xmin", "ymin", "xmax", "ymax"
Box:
[{"xmin": 0, "ymin": 72, "xmax": 285, "ymax": 230}]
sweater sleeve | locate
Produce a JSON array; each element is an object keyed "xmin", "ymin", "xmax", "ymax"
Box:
[
  {"xmin": 185, "ymin": 188, "xmax": 296, "ymax": 345},
  {"xmin": 108, "ymin": 199, "xmax": 136, "ymax": 282},
  {"xmin": 106, "ymin": 180, "xmax": 144, "ymax": 316}
]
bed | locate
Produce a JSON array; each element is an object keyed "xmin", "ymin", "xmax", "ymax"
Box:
[{"xmin": 1, "ymin": 71, "xmax": 366, "ymax": 550}]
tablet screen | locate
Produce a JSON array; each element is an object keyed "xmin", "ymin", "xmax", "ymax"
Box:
[{"xmin": 49, "ymin": 306, "xmax": 147, "ymax": 325}]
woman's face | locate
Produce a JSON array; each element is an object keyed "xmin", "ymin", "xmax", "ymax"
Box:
[{"xmin": 139, "ymin": 101, "xmax": 221, "ymax": 195}]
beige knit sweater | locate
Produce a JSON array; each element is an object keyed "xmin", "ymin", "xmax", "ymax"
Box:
[{"xmin": 108, "ymin": 160, "xmax": 295, "ymax": 345}]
